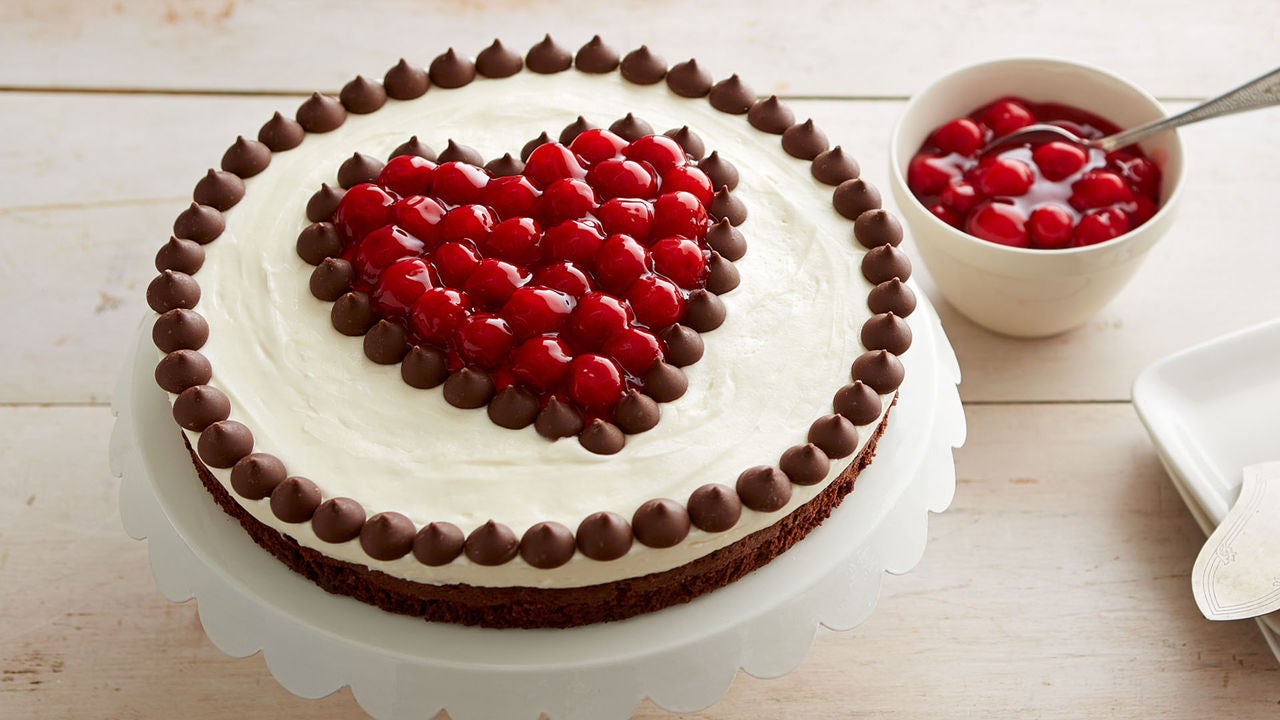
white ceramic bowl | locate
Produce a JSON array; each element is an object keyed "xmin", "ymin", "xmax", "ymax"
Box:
[{"xmin": 889, "ymin": 58, "xmax": 1185, "ymax": 338}]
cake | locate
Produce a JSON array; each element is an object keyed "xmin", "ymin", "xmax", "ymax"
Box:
[{"xmin": 145, "ymin": 36, "xmax": 916, "ymax": 628}]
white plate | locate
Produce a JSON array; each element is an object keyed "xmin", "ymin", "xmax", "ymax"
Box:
[
  {"xmin": 1132, "ymin": 317, "xmax": 1280, "ymax": 645},
  {"xmin": 113, "ymin": 292, "xmax": 965, "ymax": 720}
]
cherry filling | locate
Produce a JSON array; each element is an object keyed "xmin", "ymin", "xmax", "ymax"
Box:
[
  {"xmin": 907, "ymin": 96, "xmax": 1162, "ymax": 249},
  {"xmin": 325, "ymin": 130, "xmax": 720, "ymax": 425}
]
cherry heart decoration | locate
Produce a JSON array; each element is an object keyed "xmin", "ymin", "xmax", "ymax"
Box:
[{"xmin": 296, "ymin": 125, "xmax": 747, "ymax": 455}]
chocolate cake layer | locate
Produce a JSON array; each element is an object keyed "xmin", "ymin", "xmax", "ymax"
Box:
[{"xmin": 182, "ymin": 401, "xmax": 893, "ymax": 629}]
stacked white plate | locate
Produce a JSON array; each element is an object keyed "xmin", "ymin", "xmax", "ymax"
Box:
[{"xmin": 1133, "ymin": 318, "xmax": 1280, "ymax": 661}]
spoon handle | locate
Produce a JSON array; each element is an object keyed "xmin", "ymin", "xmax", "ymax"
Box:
[{"xmin": 1097, "ymin": 65, "xmax": 1280, "ymax": 152}]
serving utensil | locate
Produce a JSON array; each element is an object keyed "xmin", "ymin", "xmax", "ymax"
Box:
[{"xmin": 1192, "ymin": 462, "xmax": 1280, "ymax": 622}]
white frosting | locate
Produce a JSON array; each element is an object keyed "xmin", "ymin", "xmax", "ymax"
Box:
[{"xmin": 180, "ymin": 70, "xmax": 902, "ymax": 588}]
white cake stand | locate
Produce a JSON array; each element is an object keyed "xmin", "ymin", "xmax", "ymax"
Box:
[{"xmin": 111, "ymin": 294, "xmax": 964, "ymax": 720}]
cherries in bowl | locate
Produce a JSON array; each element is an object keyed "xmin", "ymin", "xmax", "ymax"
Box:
[
  {"xmin": 889, "ymin": 58, "xmax": 1184, "ymax": 337},
  {"xmin": 909, "ymin": 97, "xmax": 1162, "ymax": 249}
]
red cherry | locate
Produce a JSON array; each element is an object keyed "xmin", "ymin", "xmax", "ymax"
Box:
[
  {"xmin": 1070, "ymin": 170, "xmax": 1133, "ymax": 210},
  {"xmin": 543, "ymin": 219, "xmax": 606, "ymax": 265},
  {"xmin": 651, "ymin": 191, "xmax": 709, "ymax": 239},
  {"xmin": 964, "ymin": 152, "xmax": 1000, "ymax": 182},
  {"xmin": 626, "ymin": 275, "xmax": 685, "ymax": 330},
  {"xmin": 372, "ymin": 258, "xmax": 436, "ymax": 317},
  {"xmin": 432, "ymin": 241, "xmax": 481, "ymax": 287},
  {"xmin": 354, "ymin": 225, "xmax": 426, "ymax": 286},
  {"xmin": 501, "ymin": 286, "xmax": 575, "ymax": 340},
  {"xmin": 531, "ymin": 261, "xmax": 594, "ymax": 298},
  {"xmin": 510, "ymin": 336, "xmax": 574, "ymax": 392},
  {"xmin": 906, "ymin": 154, "xmax": 957, "ymax": 196},
  {"xmin": 484, "ymin": 175, "xmax": 541, "ymax": 220},
  {"xmin": 1072, "ymin": 207, "xmax": 1130, "ymax": 246},
  {"xmin": 539, "ymin": 178, "xmax": 598, "ymax": 224},
  {"xmin": 586, "ymin": 159, "xmax": 658, "ymax": 201},
  {"xmin": 523, "ymin": 143, "xmax": 586, "ymax": 189},
  {"xmin": 566, "ymin": 292, "xmax": 632, "ymax": 350},
  {"xmin": 931, "ymin": 118, "xmax": 985, "ymax": 156},
  {"xmin": 603, "ymin": 327, "xmax": 663, "ymax": 376},
  {"xmin": 649, "ymin": 237, "xmax": 707, "ymax": 289},
  {"xmin": 623, "ymin": 135, "xmax": 687, "ymax": 174},
  {"xmin": 410, "ymin": 287, "xmax": 472, "ymax": 345},
  {"xmin": 392, "ymin": 196, "xmax": 447, "ymax": 249},
  {"xmin": 569, "ymin": 129, "xmax": 628, "ymax": 165},
  {"xmin": 1127, "ymin": 195, "xmax": 1159, "ymax": 226},
  {"xmin": 454, "ymin": 313, "xmax": 514, "ymax": 369},
  {"xmin": 1104, "ymin": 149, "xmax": 1136, "ymax": 166},
  {"xmin": 438, "ymin": 204, "xmax": 497, "ymax": 246},
  {"xmin": 463, "ymin": 258, "xmax": 531, "ymax": 310},
  {"xmin": 929, "ymin": 203, "xmax": 962, "ymax": 228},
  {"xmin": 660, "ymin": 165, "xmax": 714, "ymax": 207},
  {"xmin": 977, "ymin": 157, "xmax": 1034, "ymax": 197},
  {"xmin": 431, "ymin": 161, "xmax": 490, "ymax": 205},
  {"xmin": 596, "ymin": 198, "xmax": 655, "ymax": 244},
  {"xmin": 333, "ymin": 183, "xmax": 396, "ymax": 241},
  {"xmin": 593, "ymin": 234, "xmax": 650, "ymax": 294},
  {"xmin": 1032, "ymin": 141, "xmax": 1088, "ymax": 182},
  {"xmin": 980, "ymin": 98, "xmax": 1035, "ymax": 137},
  {"xmin": 964, "ymin": 202, "xmax": 1029, "ymax": 248},
  {"xmin": 483, "ymin": 216, "xmax": 543, "ymax": 265},
  {"xmin": 1027, "ymin": 205, "xmax": 1075, "ymax": 250},
  {"xmin": 491, "ymin": 366, "xmax": 516, "ymax": 392},
  {"xmin": 568, "ymin": 353, "xmax": 625, "ymax": 410},
  {"xmin": 378, "ymin": 155, "xmax": 436, "ymax": 197},
  {"xmin": 939, "ymin": 181, "xmax": 980, "ymax": 214},
  {"xmin": 486, "ymin": 363, "xmax": 517, "ymax": 392},
  {"xmin": 1112, "ymin": 155, "xmax": 1162, "ymax": 200}
]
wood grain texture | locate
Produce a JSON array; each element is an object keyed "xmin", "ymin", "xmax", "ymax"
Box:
[
  {"xmin": 2, "ymin": 406, "xmax": 1275, "ymax": 719},
  {"xmin": 0, "ymin": 93, "xmax": 287, "ymax": 404},
  {"xmin": 1, "ymin": 0, "xmax": 1276, "ymax": 99},
  {"xmin": 0, "ymin": 92, "xmax": 290, "ymax": 210},
  {"xmin": 3, "ymin": 2, "xmax": 1279, "ymax": 716}
]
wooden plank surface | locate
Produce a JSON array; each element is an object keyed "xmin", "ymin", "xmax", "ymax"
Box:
[
  {"xmin": 0, "ymin": 92, "xmax": 285, "ymax": 405},
  {"xmin": 1, "ymin": 0, "xmax": 1276, "ymax": 99},
  {"xmin": 4, "ymin": 2, "xmax": 1279, "ymax": 717},
  {"xmin": 2, "ymin": 405, "xmax": 1275, "ymax": 719}
]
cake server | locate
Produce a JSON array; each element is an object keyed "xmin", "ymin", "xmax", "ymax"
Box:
[{"xmin": 1192, "ymin": 462, "xmax": 1280, "ymax": 621}]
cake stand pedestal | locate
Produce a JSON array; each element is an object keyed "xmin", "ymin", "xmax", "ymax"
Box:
[{"xmin": 111, "ymin": 295, "xmax": 964, "ymax": 720}]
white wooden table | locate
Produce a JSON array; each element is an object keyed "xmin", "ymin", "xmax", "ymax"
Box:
[{"xmin": 2, "ymin": 2, "xmax": 1278, "ymax": 717}]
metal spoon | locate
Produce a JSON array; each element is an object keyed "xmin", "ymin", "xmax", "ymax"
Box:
[{"xmin": 983, "ymin": 65, "xmax": 1280, "ymax": 154}]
